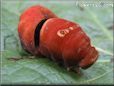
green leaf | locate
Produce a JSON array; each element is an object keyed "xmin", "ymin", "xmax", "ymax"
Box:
[{"xmin": 1, "ymin": 0, "xmax": 113, "ymax": 85}]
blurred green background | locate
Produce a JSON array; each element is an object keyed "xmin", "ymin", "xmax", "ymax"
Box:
[{"xmin": 1, "ymin": 0, "xmax": 113, "ymax": 85}]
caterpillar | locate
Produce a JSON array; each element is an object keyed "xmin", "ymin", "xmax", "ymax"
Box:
[{"xmin": 18, "ymin": 5, "xmax": 99, "ymax": 71}]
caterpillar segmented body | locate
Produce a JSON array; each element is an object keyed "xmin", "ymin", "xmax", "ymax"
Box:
[{"xmin": 18, "ymin": 5, "xmax": 99, "ymax": 71}]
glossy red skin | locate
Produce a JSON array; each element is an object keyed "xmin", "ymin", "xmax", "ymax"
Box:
[
  {"xmin": 18, "ymin": 5, "xmax": 57, "ymax": 55},
  {"xmin": 18, "ymin": 5, "xmax": 99, "ymax": 70},
  {"xmin": 39, "ymin": 18, "xmax": 99, "ymax": 69}
]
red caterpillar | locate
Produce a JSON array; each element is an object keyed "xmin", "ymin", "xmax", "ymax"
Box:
[{"xmin": 18, "ymin": 5, "xmax": 99, "ymax": 71}]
